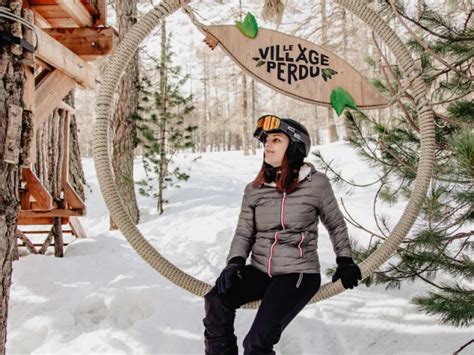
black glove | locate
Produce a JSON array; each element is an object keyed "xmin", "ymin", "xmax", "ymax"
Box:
[
  {"xmin": 332, "ymin": 256, "xmax": 362, "ymax": 289},
  {"xmin": 216, "ymin": 257, "xmax": 245, "ymax": 295}
]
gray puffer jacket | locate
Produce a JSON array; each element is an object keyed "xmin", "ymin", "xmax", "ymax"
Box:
[{"xmin": 226, "ymin": 163, "xmax": 353, "ymax": 276}]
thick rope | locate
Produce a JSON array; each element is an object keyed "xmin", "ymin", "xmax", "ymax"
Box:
[
  {"xmin": 312, "ymin": 0, "xmax": 435, "ymax": 303},
  {"xmin": 93, "ymin": 0, "xmax": 435, "ymax": 309},
  {"xmin": 94, "ymin": 0, "xmax": 211, "ymax": 299}
]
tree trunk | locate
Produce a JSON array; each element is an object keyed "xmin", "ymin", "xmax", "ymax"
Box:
[
  {"xmin": 225, "ymin": 71, "xmax": 231, "ymax": 151},
  {"xmin": 250, "ymin": 79, "xmax": 257, "ymax": 155},
  {"xmin": 417, "ymin": 0, "xmax": 424, "ymax": 20},
  {"xmin": 0, "ymin": 1, "xmax": 26, "ymax": 350},
  {"xmin": 158, "ymin": 19, "xmax": 167, "ymax": 215},
  {"xmin": 68, "ymin": 112, "xmax": 86, "ymax": 201},
  {"xmin": 321, "ymin": 0, "xmax": 339, "ymax": 143},
  {"xmin": 313, "ymin": 106, "xmax": 321, "ymax": 145},
  {"xmin": 201, "ymin": 53, "xmax": 209, "ymax": 153},
  {"xmin": 327, "ymin": 109, "xmax": 339, "ymax": 143},
  {"xmin": 341, "ymin": 8, "xmax": 352, "ymax": 142},
  {"xmin": 110, "ymin": 0, "xmax": 140, "ymax": 229},
  {"xmin": 33, "ymin": 92, "xmax": 81, "ymax": 257},
  {"xmin": 241, "ymin": 73, "xmax": 249, "ymax": 156}
]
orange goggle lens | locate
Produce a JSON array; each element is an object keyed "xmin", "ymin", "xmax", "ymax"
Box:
[{"xmin": 256, "ymin": 115, "xmax": 281, "ymax": 132}]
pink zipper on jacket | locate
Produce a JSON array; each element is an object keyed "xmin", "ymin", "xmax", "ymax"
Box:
[
  {"xmin": 298, "ymin": 232, "xmax": 305, "ymax": 257},
  {"xmin": 268, "ymin": 192, "xmax": 287, "ymax": 277}
]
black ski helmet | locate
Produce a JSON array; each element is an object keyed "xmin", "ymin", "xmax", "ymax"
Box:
[{"xmin": 253, "ymin": 115, "xmax": 311, "ymax": 160}]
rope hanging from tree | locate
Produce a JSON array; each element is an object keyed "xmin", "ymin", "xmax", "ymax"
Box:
[{"xmin": 92, "ymin": 0, "xmax": 435, "ymax": 309}]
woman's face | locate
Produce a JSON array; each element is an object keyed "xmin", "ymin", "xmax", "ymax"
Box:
[{"xmin": 263, "ymin": 132, "xmax": 290, "ymax": 167}]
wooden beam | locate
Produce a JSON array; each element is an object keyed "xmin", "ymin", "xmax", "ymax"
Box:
[
  {"xmin": 56, "ymin": 0, "xmax": 93, "ymax": 27},
  {"xmin": 31, "ymin": 7, "xmax": 52, "ymax": 29},
  {"xmin": 64, "ymin": 182, "xmax": 86, "ymax": 211},
  {"xmin": 29, "ymin": 5, "xmax": 78, "ymax": 28},
  {"xmin": 44, "ymin": 27, "xmax": 117, "ymax": 61},
  {"xmin": 19, "ymin": 209, "xmax": 83, "ymax": 218},
  {"xmin": 69, "ymin": 217, "xmax": 86, "ymax": 238},
  {"xmin": 16, "ymin": 230, "xmax": 38, "ymax": 254},
  {"xmin": 35, "ymin": 69, "xmax": 76, "ymax": 126},
  {"xmin": 96, "ymin": 0, "xmax": 106, "ymax": 26},
  {"xmin": 22, "ymin": 167, "xmax": 53, "ymax": 210},
  {"xmin": 21, "ymin": 230, "xmax": 74, "ymax": 235},
  {"xmin": 18, "ymin": 216, "xmax": 69, "ymax": 225},
  {"xmin": 58, "ymin": 101, "xmax": 77, "ymax": 114},
  {"xmin": 36, "ymin": 27, "xmax": 95, "ymax": 88}
]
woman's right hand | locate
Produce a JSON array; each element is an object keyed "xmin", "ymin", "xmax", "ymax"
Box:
[{"xmin": 216, "ymin": 257, "xmax": 245, "ymax": 295}]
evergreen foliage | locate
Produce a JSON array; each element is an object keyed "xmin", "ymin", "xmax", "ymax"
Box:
[
  {"xmin": 320, "ymin": 1, "xmax": 473, "ymax": 327},
  {"xmin": 135, "ymin": 30, "xmax": 197, "ymax": 213}
]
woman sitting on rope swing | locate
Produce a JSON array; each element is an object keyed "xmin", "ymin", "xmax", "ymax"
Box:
[{"xmin": 203, "ymin": 114, "xmax": 363, "ymax": 355}]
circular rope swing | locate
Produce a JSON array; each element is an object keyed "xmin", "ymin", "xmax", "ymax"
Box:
[{"xmin": 93, "ymin": 0, "xmax": 435, "ymax": 309}]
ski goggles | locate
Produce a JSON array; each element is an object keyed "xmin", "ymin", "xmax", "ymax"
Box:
[{"xmin": 253, "ymin": 115, "xmax": 311, "ymax": 150}]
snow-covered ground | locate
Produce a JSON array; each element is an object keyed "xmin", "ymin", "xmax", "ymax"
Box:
[{"xmin": 8, "ymin": 142, "xmax": 473, "ymax": 354}]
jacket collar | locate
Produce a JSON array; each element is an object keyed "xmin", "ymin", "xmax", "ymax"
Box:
[{"xmin": 262, "ymin": 162, "xmax": 315, "ymax": 187}]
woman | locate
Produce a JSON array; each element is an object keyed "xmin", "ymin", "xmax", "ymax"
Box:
[{"xmin": 203, "ymin": 115, "xmax": 362, "ymax": 355}]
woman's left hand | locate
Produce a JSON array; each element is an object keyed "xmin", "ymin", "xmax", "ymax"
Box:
[{"xmin": 332, "ymin": 256, "xmax": 362, "ymax": 289}]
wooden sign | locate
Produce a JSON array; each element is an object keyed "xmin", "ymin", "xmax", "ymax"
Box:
[{"xmin": 203, "ymin": 25, "xmax": 389, "ymax": 109}]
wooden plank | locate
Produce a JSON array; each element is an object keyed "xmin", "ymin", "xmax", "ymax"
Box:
[
  {"xmin": 96, "ymin": 0, "xmax": 105, "ymax": 26},
  {"xmin": 69, "ymin": 216, "xmax": 86, "ymax": 238},
  {"xmin": 35, "ymin": 69, "xmax": 76, "ymax": 126},
  {"xmin": 16, "ymin": 229, "xmax": 38, "ymax": 254},
  {"xmin": 58, "ymin": 101, "xmax": 77, "ymax": 114},
  {"xmin": 38, "ymin": 229, "xmax": 54, "ymax": 254},
  {"xmin": 203, "ymin": 25, "xmax": 390, "ymax": 109},
  {"xmin": 64, "ymin": 182, "xmax": 86, "ymax": 211},
  {"xmin": 36, "ymin": 27, "xmax": 95, "ymax": 88},
  {"xmin": 31, "ymin": 7, "xmax": 53, "ymax": 28},
  {"xmin": 43, "ymin": 18, "xmax": 79, "ymax": 28},
  {"xmin": 22, "ymin": 167, "xmax": 54, "ymax": 210},
  {"xmin": 80, "ymin": 0, "xmax": 99, "ymax": 16},
  {"xmin": 20, "ymin": 186, "xmax": 31, "ymax": 210},
  {"xmin": 19, "ymin": 230, "xmax": 74, "ymax": 234},
  {"xmin": 30, "ymin": 5, "xmax": 73, "ymax": 27},
  {"xmin": 25, "ymin": 243, "xmax": 71, "ymax": 248},
  {"xmin": 18, "ymin": 216, "xmax": 69, "ymax": 225},
  {"xmin": 19, "ymin": 209, "xmax": 83, "ymax": 218},
  {"xmin": 30, "ymin": 4, "xmax": 66, "ymax": 18},
  {"xmin": 44, "ymin": 27, "xmax": 117, "ymax": 60},
  {"xmin": 56, "ymin": 0, "xmax": 93, "ymax": 27}
]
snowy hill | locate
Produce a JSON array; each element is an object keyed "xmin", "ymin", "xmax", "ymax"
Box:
[{"xmin": 8, "ymin": 142, "xmax": 472, "ymax": 354}]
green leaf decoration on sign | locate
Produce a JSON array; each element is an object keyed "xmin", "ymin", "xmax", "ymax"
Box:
[
  {"xmin": 256, "ymin": 60, "xmax": 265, "ymax": 67},
  {"xmin": 322, "ymin": 68, "xmax": 338, "ymax": 82},
  {"xmin": 330, "ymin": 87, "xmax": 358, "ymax": 116},
  {"xmin": 235, "ymin": 12, "xmax": 258, "ymax": 39}
]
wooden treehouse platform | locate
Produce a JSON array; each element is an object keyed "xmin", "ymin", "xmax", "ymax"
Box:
[{"xmin": 9, "ymin": 0, "xmax": 117, "ymax": 256}]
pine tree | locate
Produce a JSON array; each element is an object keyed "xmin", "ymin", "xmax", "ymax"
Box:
[
  {"xmin": 135, "ymin": 21, "xmax": 197, "ymax": 214},
  {"xmin": 316, "ymin": 1, "xmax": 473, "ymax": 327}
]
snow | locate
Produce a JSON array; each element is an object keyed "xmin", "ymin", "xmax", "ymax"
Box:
[{"xmin": 8, "ymin": 143, "xmax": 473, "ymax": 354}]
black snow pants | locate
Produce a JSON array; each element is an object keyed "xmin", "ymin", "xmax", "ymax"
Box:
[{"xmin": 203, "ymin": 264, "xmax": 321, "ymax": 355}]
